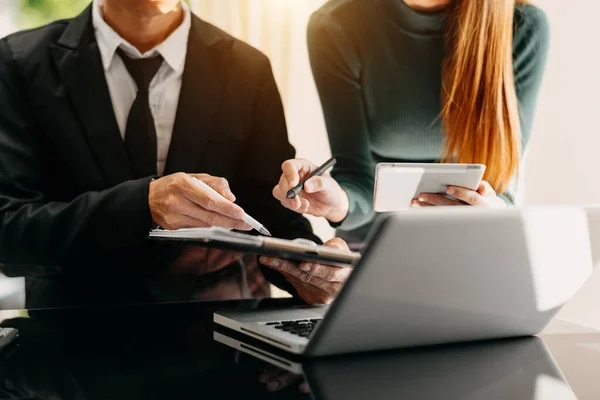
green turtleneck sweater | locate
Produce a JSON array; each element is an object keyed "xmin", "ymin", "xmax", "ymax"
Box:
[{"xmin": 308, "ymin": 0, "xmax": 549, "ymax": 232}]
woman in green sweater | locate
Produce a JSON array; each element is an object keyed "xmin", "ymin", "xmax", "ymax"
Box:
[{"xmin": 272, "ymin": 0, "xmax": 549, "ymax": 246}]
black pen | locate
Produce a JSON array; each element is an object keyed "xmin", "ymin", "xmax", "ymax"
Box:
[{"xmin": 286, "ymin": 157, "xmax": 337, "ymax": 199}]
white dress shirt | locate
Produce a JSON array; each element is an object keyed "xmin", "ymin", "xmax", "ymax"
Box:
[{"xmin": 91, "ymin": 0, "xmax": 191, "ymax": 176}]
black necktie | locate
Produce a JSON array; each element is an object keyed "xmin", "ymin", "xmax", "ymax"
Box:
[{"xmin": 117, "ymin": 49, "xmax": 163, "ymax": 178}]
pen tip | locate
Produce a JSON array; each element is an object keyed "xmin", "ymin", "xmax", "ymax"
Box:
[
  {"xmin": 259, "ymin": 227, "xmax": 272, "ymax": 237},
  {"xmin": 286, "ymin": 191, "xmax": 295, "ymax": 199}
]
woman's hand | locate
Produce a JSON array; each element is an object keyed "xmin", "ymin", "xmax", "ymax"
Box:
[
  {"xmin": 272, "ymin": 159, "xmax": 349, "ymax": 223},
  {"xmin": 259, "ymin": 238, "xmax": 352, "ymax": 304},
  {"xmin": 411, "ymin": 181, "xmax": 507, "ymax": 208}
]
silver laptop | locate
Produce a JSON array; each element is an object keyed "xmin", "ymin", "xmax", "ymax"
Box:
[{"xmin": 214, "ymin": 206, "xmax": 598, "ymax": 357}]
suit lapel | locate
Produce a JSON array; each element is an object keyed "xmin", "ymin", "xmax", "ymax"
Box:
[
  {"xmin": 51, "ymin": 6, "xmax": 132, "ymax": 186},
  {"xmin": 163, "ymin": 16, "xmax": 233, "ymax": 175}
]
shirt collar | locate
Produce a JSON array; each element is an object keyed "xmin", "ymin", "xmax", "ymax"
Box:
[{"xmin": 92, "ymin": 0, "xmax": 191, "ymax": 73}]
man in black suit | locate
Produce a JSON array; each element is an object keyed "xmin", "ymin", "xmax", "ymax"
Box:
[{"xmin": 0, "ymin": 0, "xmax": 348, "ymax": 307}]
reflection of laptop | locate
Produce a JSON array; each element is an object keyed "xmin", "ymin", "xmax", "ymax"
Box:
[
  {"xmin": 214, "ymin": 327, "xmax": 576, "ymax": 399},
  {"xmin": 214, "ymin": 207, "xmax": 596, "ymax": 357}
]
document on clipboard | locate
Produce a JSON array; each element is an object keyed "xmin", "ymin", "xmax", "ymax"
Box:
[{"xmin": 148, "ymin": 227, "xmax": 360, "ymax": 267}]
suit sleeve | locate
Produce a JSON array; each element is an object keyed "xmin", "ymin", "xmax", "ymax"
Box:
[
  {"xmin": 230, "ymin": 54, "xmax": 322, "ymax": 295},
  {"xmin": 0, "ymin": 39, "xmax": 154, "ymax": 270}
]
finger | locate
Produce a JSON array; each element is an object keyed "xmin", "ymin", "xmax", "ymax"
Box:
[
  {"xmin": 297, "ymin": 239, "xmax": 351, "ymax": 276},
  {"xmin": 304, "ymin": 176, "xmax": 331, "ymax": 194},
  {"xmin": 323, "ymin": 237, "xmax": 350, "ymax": 251},
  {"xmin": 159, "ymin": 214, "xmax": 212, "ymax": 230},
  {"xmin": 275, "ymin": 175, "xmax": 303, "ymax": 210},
  {"xmin": 184, "ymin": 179, "xmax": 245, "ymax": 219},
  {"xmin": 276, "ymin": 173, "xmax": 293, "ymax": 197},
  {"xmin": 297, "ymin": 198, "xmax": 310, "ymax": 214},
  {"xmin": 272, "ymin": 183, "xmax": 286, "ymax": 202},
  {"xmin": 260, "ymin": 257, "xmax": 328, "ymax": 286},
  {"xmin": 260, "ymin": 257, "xmax": 303, "ymax": 278},
  {"xmin": 157, "ymin": 195, "xmax": 212, "ymax": 229},
  {"xmin": 299, "ymin": 382, "xmax": 310, "ymax": 393},
  {"xmin": 287, "ymin": 276, "xmax": 340, "ymax": 305},
  {"xmin": 280, "ymin": 197, "xmax": 303, "ymax": 212},
  {"xmin": 446, "ymin": 186, "xmax": 487, "ymax": 206},
  {"xmin": 193, "ymin": 175, "xmax": 236, "ymax": 202},
  {"xmin": 193, "ymin": 208, "xmax": 252, "ymax": 230},
  {"xmin": 259, "ymin": 364, "xmax": 280, "ymax": 377},
  {"xmin": 418, "ymin": 193, "xmax": 461, "ymax": 206},
  {"xmin": 173, "ymin": 197, "xmax": 248, "ymax": 230},
  {"xmin": 281, "ymin": 160, "xmax": 300, "ymax": 188},
  {"xmin": 259, "ymin": 367, "xmax": 285, "ymax": 384},
  {"xmin": 411, "ymin": 199, "xmax": 434, "ymax": 207},
  {"xmin": 478, "ymin": 181, "xmax": 495, "ymax": 197},
  {"xmin": 297, "ymin": 262, "xmax": 351, "ymax": 282},
  {"xmin": 412, "ymin": 199, "xmax": 428, "ymax": 207},
  {"xmin": 281, "ymin": 159, "xmax": 315, "ymax": 188},
  {"xmin": 273, "ymin": 183, "xmax": 302, "ymax": 210},
  {"xmin": 266, "ymin": 372, "xmax": 304, "ymax": 392},
  {"xmin": 260, "ymin": 256, "xmax": 292, "ymax": 271}
]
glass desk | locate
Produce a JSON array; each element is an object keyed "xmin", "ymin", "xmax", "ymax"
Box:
[{"xmin": 0, "ymin": 299, "xmax": 598, "ymax": 399}]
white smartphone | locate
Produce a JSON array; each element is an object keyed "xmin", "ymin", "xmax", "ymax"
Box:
[{"xmin": 373, "ymin": 163, "xmax": 486, "ymax": 212}]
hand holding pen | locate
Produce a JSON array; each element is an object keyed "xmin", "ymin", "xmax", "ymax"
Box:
[
  {"xmin": 192, "ymin": 177, "xmax": 271, "ymax": 236},
  {"xmin": 149, "ymin": 173, "xmax": 271, "ymax": 235},
  {"xmin": 272, "ymin": 158, "xmax": 349, "ymax": 223}
]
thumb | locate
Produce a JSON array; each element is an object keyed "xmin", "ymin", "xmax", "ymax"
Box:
[
  {"xmin": 304, "ymin": 176, "xmax": 331, "ymax": 194},
  {"xmin": 282, "ymin": 159, "xmax": 315, "ymax": 187},
  {"xmin": 478, "ymin": 181, "xmax": 495, "ymax": 197},
  {"xmin": 323, "ymin": 238, "xmax": 349, "ymax": 252}
]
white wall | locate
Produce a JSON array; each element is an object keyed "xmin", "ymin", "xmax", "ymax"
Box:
[
  {"xmin": 0, "ymin": 2, "xmax": 17, "ymax": 37},
  {"xmin": 524, "ymin": 0, "xmax": 600, "ymax": 328},
  {"xmin": 193, "ymin": 0, "xmax": 334, "ymax": 237}
]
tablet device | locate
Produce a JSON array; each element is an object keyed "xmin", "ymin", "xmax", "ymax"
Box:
[
  {"xmin": 148, "ymin": 227, "xmax": 360, "ymax": 267},
  {"xmin": 374, "ymin": 163, "xmax": 486, "ymax": 212}
]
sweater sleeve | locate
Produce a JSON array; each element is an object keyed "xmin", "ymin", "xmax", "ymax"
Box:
[
  {"xmin": 307, "ymin": 12, "xmax": 376, "ymax": 231},
  {"xmin": 499, "ymin": 5, "xmax": 549, "ymax": 204},
  {"xmin": 513, "ymin": 5, "xmax": 550, "ymax": 155}
]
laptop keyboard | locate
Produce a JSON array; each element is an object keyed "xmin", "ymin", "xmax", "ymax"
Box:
[{"xmin": 264, "ymin": 319, "xmax": 321, "ymax": 338}]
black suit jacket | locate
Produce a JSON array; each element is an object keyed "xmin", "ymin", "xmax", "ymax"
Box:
[{"xmin": 0, "ymin": 7, "xmax": 317, "ymax": 307}]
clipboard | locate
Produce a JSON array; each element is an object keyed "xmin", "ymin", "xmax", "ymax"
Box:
[{"xmin": 148, "ymin": 227, "xmax": 360, "ymax": 267}]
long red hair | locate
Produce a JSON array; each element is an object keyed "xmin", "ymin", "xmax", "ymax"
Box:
[{"xmin": 441, "ymin": 0, "xmax": 528, "ymax": 192}]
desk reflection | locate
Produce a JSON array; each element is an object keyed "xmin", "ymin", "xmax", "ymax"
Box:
[
  {"xmin": 307, "ymin": 338, "xmax": 575, "ymax": 400},
  {"xmin": 0, "ymin": 301, "xmax": 593, "ymax": 400},
  {"xmin": 216, "ymin": 327, "xmax": 577, "ymax": 400},
  {"xmin": 0, "ymin": 301, "xmax": 300, "ymax": 399},
  {"xmin": 149, "ymin": 246, "xmax": 270, "ymax": 301},
  {"xmin": 1, "ymin": 244, "xmax": 280, "ymax": 309}
]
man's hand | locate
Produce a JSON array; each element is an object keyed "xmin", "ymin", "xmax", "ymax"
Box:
[
  {"xmin": 259, "ymin": 238, "xmax": 352, "ymax": 304},
  {"xmin": 149, "ymin": 173, "xmax": 252, "ymax": 230}
]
